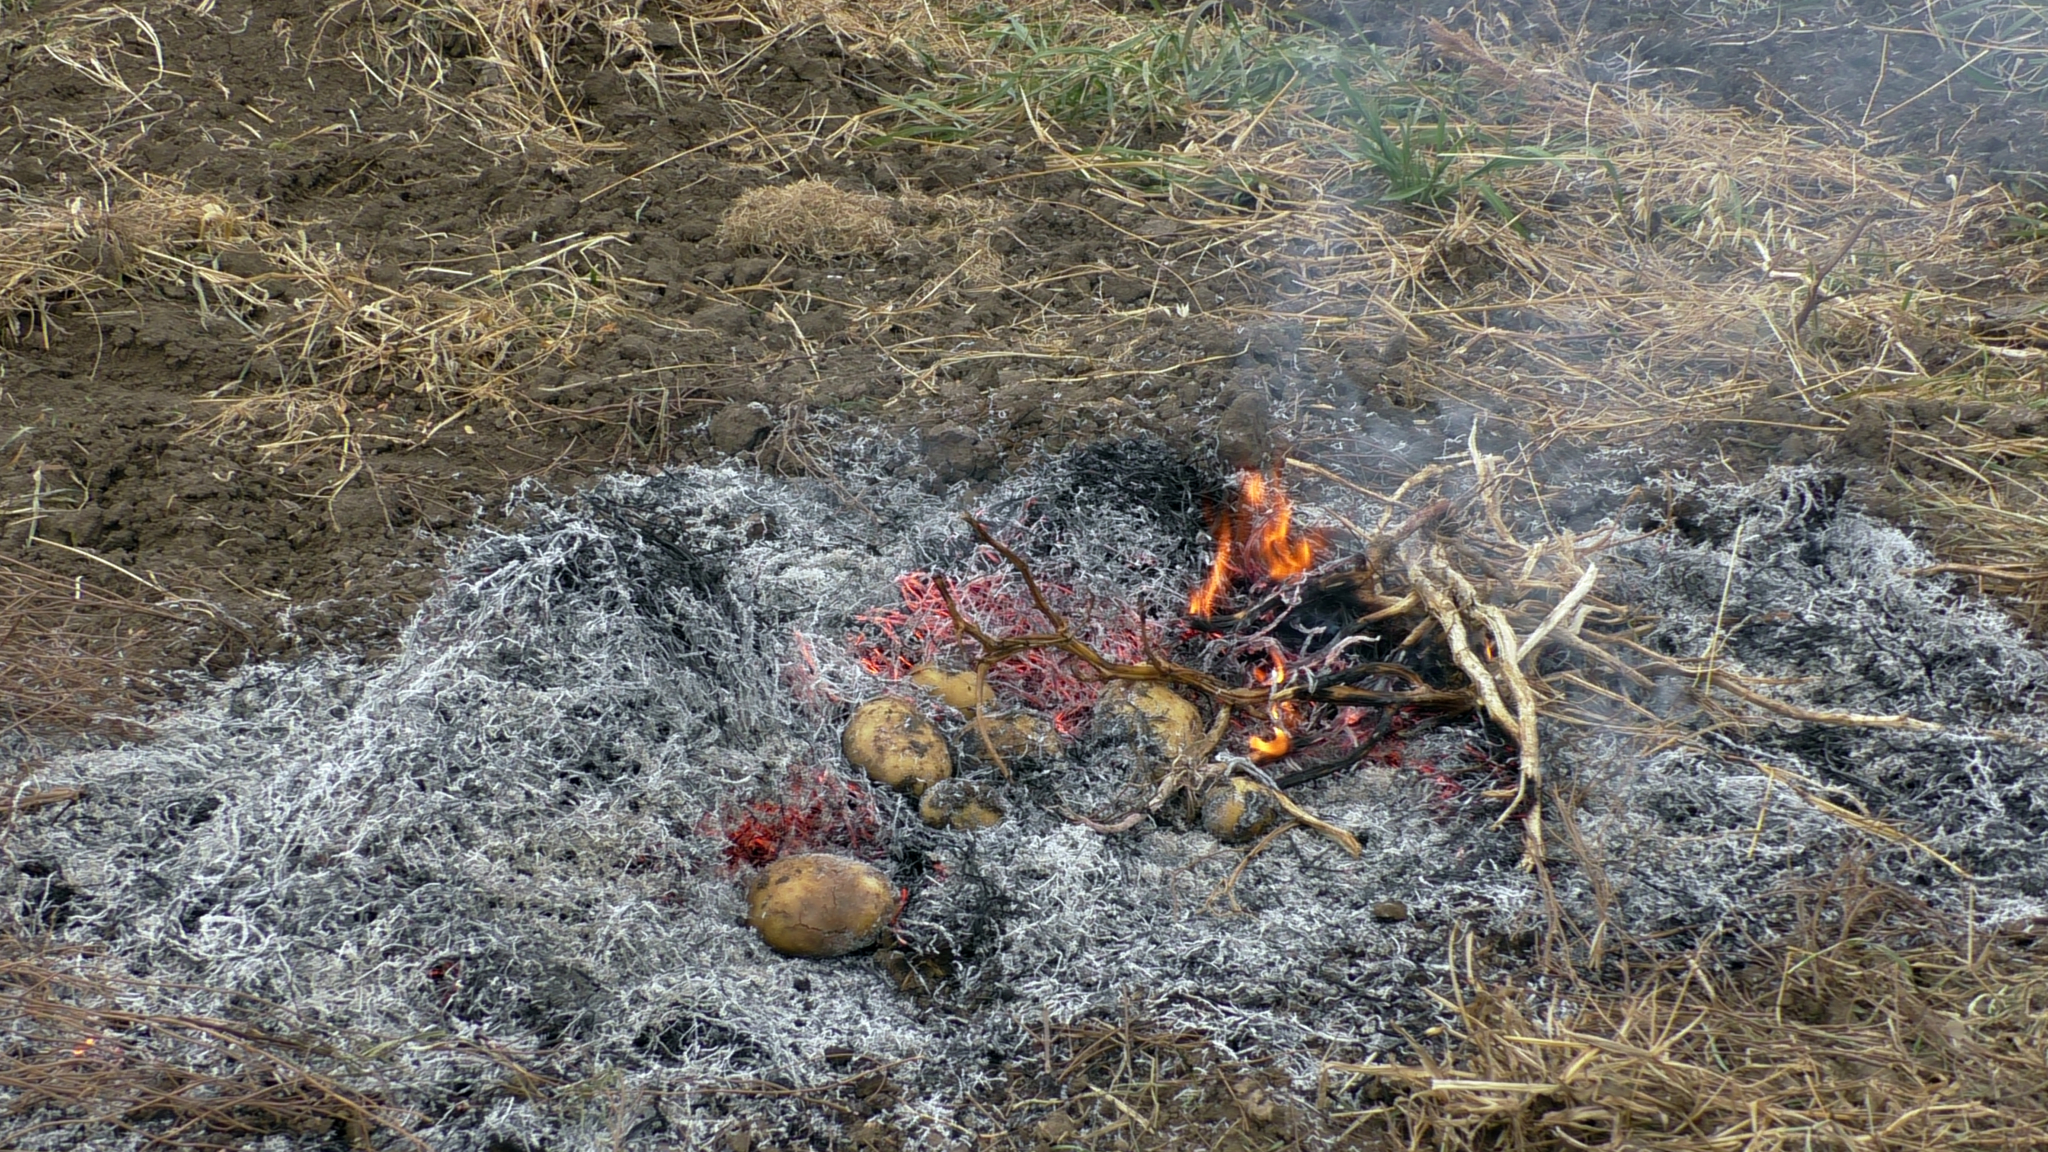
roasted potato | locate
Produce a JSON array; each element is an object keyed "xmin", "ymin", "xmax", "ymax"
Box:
[
  {"xmin": 1201, "ymin": 776, "xmax": 1284, "ymax": 844},
  {"xmin": 909, "ymin": 665, "xmax": 991, "ymax": 713},
  {"xmin": 746, "ymin": 853, "xmax": 897, "ymax": 958},
  {"xmin": 842, "ymin": 696, "xmax": 952, "ymax": 795},
  {"xmin": 918, "ymin": 778, "xmax": 1006, "ymax": 830},
  {"xmin": 1093, "ymin": 681, "xmax": 1203, "ymax": 763},
  {"xmin": 966, "ymin": 710, "xmax": 1061, "ymax": 764}
]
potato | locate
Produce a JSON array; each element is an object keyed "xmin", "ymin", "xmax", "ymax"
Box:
[
  {"xmin": 842, "ymin": 696, "xmax": 951, "ymax": 796},
  {"xmin": 746, "ymin": 854, "xmax": 897, "ymax": 958},
  {"xmin": 965, "ymin": 710, "xmax": 1061, "ymax": 764},
  {"xmin": 1093, "ymin": 681, "xmax": 1203, "ymax": 763},
  {"xmin": 918, "ymin": 778, "xmax": 1006, "ymax": 830},
  {"xmin": 1201, "ymin": 777, "xmax": 1283, "ymax": 844},
  {"xmin": 909, "ymin": 666, "xmax": 991, "ymax": 713}
]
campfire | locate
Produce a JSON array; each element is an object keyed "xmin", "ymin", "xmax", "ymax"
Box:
[
  {"xmin": 13, "ymin": 439, "xmax": 2048, "ymax": 1149},
  {"xmin": 805, "ymin": 455, "xmax": 1571, "ymax": 906},
  {"xmin": 754, "ymin": 438, "xmax": 2043, "ymax": 990}
]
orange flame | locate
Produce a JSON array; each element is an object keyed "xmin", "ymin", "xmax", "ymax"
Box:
[
  {"xmin": 1187, "ymin": 517, "xmax": 1234, "ymax": 617},
  {"xmin": 1248, "ymin": 654, "xmax": 1293, "ymax": 763},
  {"xmin": 1246, "ymin": 471, "xmax": 1318, "ymax": 579},
  {"xmin": 1249, "ymin": 728, "xmax": 1292, "ymax": 762},
  {"xmin": 1187, "ymin": 469, "xmax": 1324, "ymax": 617}
]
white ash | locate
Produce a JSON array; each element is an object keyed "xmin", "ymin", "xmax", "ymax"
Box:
[
  {"xmin": 7, "ymin": 447, "xmax": 2047, "ymax": 1150},
  {"xmin": 1589, "ymin": 470, "xmax": 2048, "ymax": 928}
]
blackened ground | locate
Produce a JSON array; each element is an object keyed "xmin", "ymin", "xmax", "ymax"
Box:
[{"xmin": 1308, "ymin": 0, "xmax": 2048, "ymax": 188}]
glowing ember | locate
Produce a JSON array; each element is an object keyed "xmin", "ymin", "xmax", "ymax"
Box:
[
  {"xmin": 1187, "ymin": 469, "xmax": 1325, "ymax": 616},
  {"xmin": 703, "ymin": 767, "xmax": 882, "ymax": 871},
  {"xmin": 848, "ymin": 569, "xmax": 1146, "ymax": 735}
]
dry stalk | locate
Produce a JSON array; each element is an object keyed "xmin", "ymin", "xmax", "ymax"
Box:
[
  {"xmin": 0, "ymin": 946, "xmax": 431, "ymax": 1150},
  {"xmin": 1332, "ymin": 864, "xmax": 2048, "ymax": 1151},
  {"xmin": 1408, "ymin": 552, "xmax": 1545, "ymax": 869}
]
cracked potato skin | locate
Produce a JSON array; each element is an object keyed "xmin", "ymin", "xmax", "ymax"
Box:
[
  {"xmin": 746, "ymin": 854, "xmax": 897, "ymax": 958},
  {"xmin": 842, "ymin": 696, "xmax": 952, "ymax": 796}
]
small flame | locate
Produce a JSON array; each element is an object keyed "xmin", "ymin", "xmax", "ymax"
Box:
[
  {"xmin": 1188, "ymin": 518, "xmax": 1234, "ymax": 617},
  {"xmin": 1249, "ymin": 727, "xmax": 1292, "ymax": 763},
  {"xmin": 1246, "ymin": 471, "xmax": 1318, "ymax": 579},
  {"xmin": 1248, "ymin": 654, "xmax": 1293, "ymax": 763},
  {"xmin": 1186, "ymin": 469, "xmax": 1324, "ymax": 617}
]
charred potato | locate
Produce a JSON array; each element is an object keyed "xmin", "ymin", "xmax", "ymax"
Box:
[
  {"xmin": 1093, "ymin": 681, "xmax": 1203, "ymax": 763},
  {"xmin": 842, "ymin": 696, "xmax": 952, "ymax": 796},
  {"xmin": 746, "ymin": 854, "xmax": 897, "ymax": 958},
  {"xmin": 909, "ymin": 666, "xmax": 991, "ymax": 713},
  {"xmin": 918, "ymin": 778, "xmax": 1006, "ymax": 830},
  {"xmin": 1201, "ymin": 777, "xmax": 1284, "ymax": 844},
  {"xmin": 967, "ymin": 710, "xmax": 1061, "ymax": 764}
]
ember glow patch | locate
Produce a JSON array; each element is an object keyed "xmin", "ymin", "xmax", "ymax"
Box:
[{"xmin": 10, "ymin": 441, "xmax": 2048, "ymax": 1150}]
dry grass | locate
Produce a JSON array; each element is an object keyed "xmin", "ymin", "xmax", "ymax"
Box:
[
  {"xmin": 1, "ymin": 176, "xmax": 657, "ymax": 475},
  {"xmin": 0, "ymin": 180, "xmax": 259, "ymax": 346},
  {"xmin": 313, "ymin": 0, "xmax": 654, "ymax": 166},
  {"xmin": 1336, "ymin": 864, "xmax": 2048, "ymax": 1151},
  {"xmin": 197, "ymin": 225, "xmax": 650, "ymax": 471},
  {"xmin": 851, "ymin": 11, "xmax": 2048, "ymax": 619},
  {"xmin": 0, "ymin": 556, "xmax": 182, "ymax": 740},
  {"xmin": 982, "ymin": 1005, "xmax": 1322, "ymax": 1152},
  {"xmin": 716, "ymin": 178, "xmax": 898, "ymax": 256},
  {"xmin": 0, "ymin": 547, "xmax": 254, "ymax": 744},
  {"xmin": 0, "ymin": 939, "xmax": 435, "ymax": 1150}
]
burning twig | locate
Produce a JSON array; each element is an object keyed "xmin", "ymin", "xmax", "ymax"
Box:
[
  {"xmin": 936, "ymin": 519, "xmax": 1471, "ymax": 714},
  {"xmin": 935, "ymin": 518, "xmax": 1374, "ymax": 855}
]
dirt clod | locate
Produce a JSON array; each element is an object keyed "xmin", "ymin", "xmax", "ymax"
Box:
[
  {"xmin": 710, "ymin": 402, "xmax": 777, "ymax": 455},
  {"xmin": 1215, "ymin": 391, "xmax": 1274, "ymax": 469},
  {"xmin": 921, "ymin": 425, "xmax": 999, "ymax": 486}
]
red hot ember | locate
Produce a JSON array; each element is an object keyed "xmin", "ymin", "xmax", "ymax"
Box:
[
  {"xmin": 848, "ymin": 569, "xmax": 1148, "ymax": 736},
  {"xmin": 704, "ymin": 767, "xmax": 884, "ymax": 871}
]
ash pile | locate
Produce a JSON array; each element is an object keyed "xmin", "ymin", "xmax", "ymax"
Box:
[{"xmin": 8, "ymin": 438, "xmax": 2048, "ymax": 1150}]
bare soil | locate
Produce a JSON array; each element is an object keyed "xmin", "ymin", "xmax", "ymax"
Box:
[
  {"xmin": 2, "ymin": 0, "xmax": 2042, "ymax": 707},
  {"xmin": 0, "ymin": 0, "xmax": 1265, "ymax": 681}
]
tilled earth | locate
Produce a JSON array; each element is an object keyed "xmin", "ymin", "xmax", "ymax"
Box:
[
  {"xmin": 1, "ymin": 0, "xmax": 1272, "ymax": 675},
  {"xmin": 2, "ymin": 0, "xmax": 2043, "ymax": 694}
]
